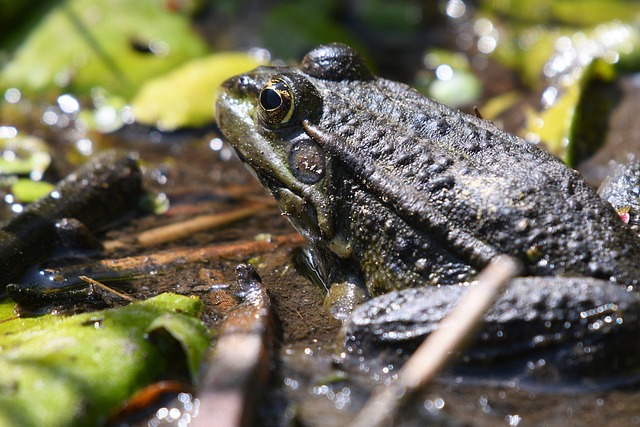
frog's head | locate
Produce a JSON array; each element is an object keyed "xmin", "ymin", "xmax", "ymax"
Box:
[{"xmin": 215, "ymin": 44, "xmax": 373, "ymax": 254}]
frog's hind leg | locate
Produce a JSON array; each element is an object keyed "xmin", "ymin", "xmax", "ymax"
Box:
[{"xmin": 338, "ymin": 277, "xmax": 640, "ymax": 391}]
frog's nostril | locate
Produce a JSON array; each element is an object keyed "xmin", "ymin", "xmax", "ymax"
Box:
[
  {"xmin": 220, "ymin": 76, "xmax": 242, "ymax": 92},
  {"xmin": 220, "ymin": 75, "xmax": 261, "ymax": 97}
]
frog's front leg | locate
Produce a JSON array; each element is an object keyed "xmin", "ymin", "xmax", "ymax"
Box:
[
  {"xmin": 294, "ymin": 246, "xmax": 370, "ymax": 320},
  {"xmin": 339, "ymin": 277, "xmax": 640, "ymax": 387}
]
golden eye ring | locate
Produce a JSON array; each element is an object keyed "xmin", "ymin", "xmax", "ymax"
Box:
[{"xmin": 258, "ymin": 78, "xmax": 295, "ymax": 125}]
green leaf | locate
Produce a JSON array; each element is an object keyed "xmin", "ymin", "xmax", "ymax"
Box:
[
  {"xmin": 482, "ymin": 0, "xmax": 640, "ymax": 26},
  {"xmin": 11, "ymin": 178, "xmax": 55, "ymax": 203},
  {"xmin": 521, "ymin": 21, "xmax": 640, "ymax": 162},
  {"xmin": 131, "ymin": 52, "xmax": 263, "ymax": 130},
  {"xmin": 425, "ymin": 70, "xmax": 481, "ymax": 108},
  {"xmin": 147, "ymin": 312, "xmax": 209, "ymax": 381},
  {"xmin": 524, "ymin": 81, "xmax": 581, "ymax": 160},
  {"xmin": 0, "ymin": 135, "xmax": 51, "ymax": 177},
  {"xmin": 478, "ymin": 91, "xmax": 522, "ymax": 121},
  {"xmin": 0, "ymin": 293, "xmax": 210, "ymax": 427},
  {"xmin": 0, "ymin": 0, "xmax": 209, "ymax": 99}
]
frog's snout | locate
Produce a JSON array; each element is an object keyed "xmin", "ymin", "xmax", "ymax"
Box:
[
  {"xmin": 219, "ymin": 74, "xmax": 261, "ymax": 97},
  {"xmin": 213, "ymin": 86, "xmax": 228, "ymax": 127}
]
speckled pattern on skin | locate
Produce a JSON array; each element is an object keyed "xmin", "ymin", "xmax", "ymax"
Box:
[{"xmin": 216, "ymin": 43, "xmax": 640, "ymax": 296}]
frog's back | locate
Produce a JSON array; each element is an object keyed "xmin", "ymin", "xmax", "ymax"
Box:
[{"xmin": 304, "ymin": 58, "xmax": 640, "ymax": 286}]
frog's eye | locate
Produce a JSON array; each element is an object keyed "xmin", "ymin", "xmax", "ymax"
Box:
[
  {"xmin": 258, "ymin": 78, "xmax": 295, "ymax": 125},
  {"xmin": 288, "ymin": 138, "xmax": 325, "ymax": 184}
]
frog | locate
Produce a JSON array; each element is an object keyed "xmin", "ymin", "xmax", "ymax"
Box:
[{"xmin": 215, "ymin": 43, "xmax": 640, "ymax": 385}]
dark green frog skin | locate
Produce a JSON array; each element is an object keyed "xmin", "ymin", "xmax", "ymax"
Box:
[
  {"xmin": 216, "ymin": 43, "xmax": 640, "ymax": 292},
  {"xmin": 216, "ymin": 44, "xmax": 640, "ymax": 384}
]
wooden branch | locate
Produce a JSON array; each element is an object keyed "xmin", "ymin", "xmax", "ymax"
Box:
[
  {"xmin": 104, "ymin": 202, "xmax": 275, "ymax": 250},
  {"xmin": 194, "ymin": 265, "xmax": 273, "ymax": 427}
]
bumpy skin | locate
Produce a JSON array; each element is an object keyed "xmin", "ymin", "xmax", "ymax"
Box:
[
  {"xmin": 216, "ymin": 43, "xmax": 640, "ymax": 296},
  {"xmin": 342, "ymin": 277, "xmax": 640, "ymax": 385},
  {"xmin": 598, "ymin": 160, "xmax": 640, "ymax": 230}
]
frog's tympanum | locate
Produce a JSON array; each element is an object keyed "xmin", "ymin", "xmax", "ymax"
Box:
[{"xmin": 216, "ymin": 43, "xmax": 640, "ymax": 386}]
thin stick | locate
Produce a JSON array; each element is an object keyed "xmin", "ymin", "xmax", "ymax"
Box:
[
  {"xmin": 104, "ymin": 202, "xmax": 273, "ymax": 251},
  {"xmin": 78, "ymin": 275, "xmax": 135, "ymax": 301},
  {"xmin": 194, "ymin": 266, "xmax": 272, "ymax": 427},
  {"xmin": 98, "ymin": 233, "xmax": 304, "ymax": 272},
  {"xmin": 41, "ymin": 234, "xmax": 305, "ymax": 301},
  {"xmin": 348, "ymin": 255, "xmax": 521, "ymax": 427}
]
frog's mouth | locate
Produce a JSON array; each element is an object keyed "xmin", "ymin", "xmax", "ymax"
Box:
[
  {"xmin": 239, "ymin": 150, "xmax": 344, "ymax": 257},
  {"xmin": 234, "ymin": 154, "xmax": 323, "ymax": 242}
]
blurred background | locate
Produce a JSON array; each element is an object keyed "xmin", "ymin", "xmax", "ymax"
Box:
[{"xmin": 4, "ymin": 0, "xmax": 640, "ymax": 178}]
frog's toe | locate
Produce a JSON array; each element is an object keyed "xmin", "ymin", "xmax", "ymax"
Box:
[{"xmin": 324, "ymin": 280, "xmax": 369, "ymax": 321}]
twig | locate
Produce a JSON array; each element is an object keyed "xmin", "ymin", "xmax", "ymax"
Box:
[
  {"xmin": 194, "ymin": 265, "xmax": 272, "ymax": 427},
  {"xmin": 78, "ymin": 275, "xmax": 135, "ymax": 301},
  {"xmin": 103, "ymin": 202, "xmax": 274, "ymax": 250},
  {"xmin": 162, "ymin": 196, "xmax": 274, "ymax": 217},
  {"xmin": 99, "ymin": 233, "xmax": 304, "ymax": 271},
  {"xmin": 348, "ymin": 255, "xmax": 521, "ymax": 427},
  {"xmin": 45, "ymin": 234, "xmax": 305, "ymax": 288}
]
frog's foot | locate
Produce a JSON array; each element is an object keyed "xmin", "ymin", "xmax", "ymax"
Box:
[
  {"xmin": 338, "ymin": 277, "xmax": 640, "ymax": 390},
  {"xmin": 292, "ymin": 246, "xmax": 370, "ymax": 320},
  {"xmin": 324, "ymin": 280, "xmax": 370, "ymax": 321}
]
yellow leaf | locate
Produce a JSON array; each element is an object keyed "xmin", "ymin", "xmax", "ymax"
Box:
[{"xmin": 131, "ymin": 52, "xmax": 263, "ymax": 131}]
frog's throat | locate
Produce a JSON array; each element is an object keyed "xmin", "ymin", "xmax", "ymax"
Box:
[
  {"xmin": 232, "ymin": 130, "xmax": 345, "ymax": 256},
  {"xmin": 276, "ymin": 185, "xmax": 352, "ymax": 258},
  {"xmin": 275, "ymin": 185, "xmax": 331, "ymax": 238}
]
